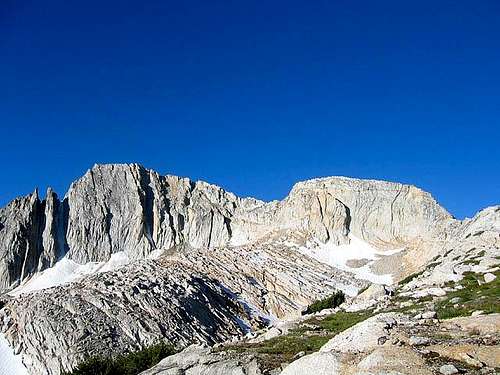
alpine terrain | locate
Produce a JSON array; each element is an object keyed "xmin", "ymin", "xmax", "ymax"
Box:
[{"xmin": 0, "ymin": 163, "xmax": 498, "ymax": 375}]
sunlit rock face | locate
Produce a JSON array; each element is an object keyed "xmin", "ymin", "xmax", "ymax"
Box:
[
  {"xmin": 2, "ymin": 163, "xmax": 493, "ymax": 375},
  {"xmin": 0, "ymin": 163, "xmax": 455, "ymax": 293}
]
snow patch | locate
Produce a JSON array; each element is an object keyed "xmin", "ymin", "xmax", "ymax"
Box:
[
  {"xmin": 9, "ymin": 251, "xmax": 130, "ymax": 296},
  {"xmin": 0, "ymin": 333, "xmax": 28, "ymax": 375},
  {"xmin": 297, "ymin": 234, "xmax": 402, "ymax": 285},
  {"xmin": 99, "ymin": 251, "xmax": 130, "ymax": 273},
  {"xmin": 229, "ymin": 229, "xmax": 251, "ymax": 247},
  {"xmin": 147, "ymin": 249, "xmax": 165, "ymax": 259}
]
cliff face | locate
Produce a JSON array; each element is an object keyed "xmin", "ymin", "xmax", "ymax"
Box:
[
  {"xmin": 1, "ymin": 164, "xmax": 497, "ymax": 375},
  {"xmin": 0, "ymin": 163, "xmax": 456, "ymax": 292},
  {"xmin": 286, "ymin": 177, "xmax": 454, "ymax": 245},
  {"xmin": 64, "ymin": 164, "xmax": 243, "ymax": 263},
  {"xmin": 0, "ymin": 189, "xmax": 65, "ymax": 291}
]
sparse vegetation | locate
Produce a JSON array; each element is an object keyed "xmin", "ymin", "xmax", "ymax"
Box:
[
  {"xmin": 427, "ymin": 261, "xmax": 441, "ymax": 269},
  {"xmin": 388, "ymin": 295, "xmax": 432, "ymax": 314},
  {"xmin": 62, "ymin": 342, "xmax": 177, "ymax": 375},
  {"xmin": 303, "ymin": 291, "xmax": 345, "ymax": 314},
  {"xmin": 398, "ymin": 269, "xmax": 425, "ymax": 285},
  {"xmin": 436, "ymin": 271, "xmax": 500, "ymax": 319},
  {"xmin": 462, "ymin": 259, "xmax": 480, "ymax": 266},
  {"xmin": 475, "ymin": 250, "xmax": 486, "ymax": 258},
  {"xmin": 300, "ymin": 310, "xmax": 372, "ymax": 333},
  {"xmin": 461, "ymin": 250, "xmax": 486, "ymax": 266},
  {"xmin": 221, "ymin": 310, "xmax": 371, "ymax": 371}
]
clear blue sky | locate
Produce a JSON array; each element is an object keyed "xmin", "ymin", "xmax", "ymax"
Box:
[{"xmin": 1, "ymin": 1, "xmax": 499, "ymax": 218}]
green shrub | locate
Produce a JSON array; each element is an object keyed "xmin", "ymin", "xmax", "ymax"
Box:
[
  {"xmin": 63, "ymin": 342, "xmax": 176, "ymax": 375},
  {"xmin": 398, "ymin": 269, "xmax": 425, "ymax": 285},
  {"xmin": 302, "ymin": 310, "xmax": 372, "ymax": 333},
  {"xmin": 303, "ymin": 291, "xmax": 345, "ymax": 314},
  {"xmin": 436, "ymin": 271, "xmax": 500, "ymax": 319}
]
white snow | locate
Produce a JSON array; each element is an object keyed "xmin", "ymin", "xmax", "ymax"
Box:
[
  {"xmin": 297, "ymin": 234, "xmax": 402, "ymax": 285},
  {"xmin": 9, "ymin": 251, "xmax": 130, "ymax": 296},
  {"xmin": 0, "ymin": 333, "xmax": 28, "ymax": 375},
  {"xmin": 99, "ymin": 251, "xmax": 130, "ymax": 272},
  {"xmin": 147, "ymin": 249, "xmax": 165, "ymax": 259}
]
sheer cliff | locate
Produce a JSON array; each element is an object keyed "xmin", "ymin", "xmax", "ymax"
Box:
[{"xmin": 0, "ymin": 163, "xmax": 455, "ymax": 293}]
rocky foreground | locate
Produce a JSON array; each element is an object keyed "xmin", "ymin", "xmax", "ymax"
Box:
[
  {"xmin": 0, "ymin": 164, "xmax": 498, "ymax": 374},
  {"xmin": 138, "ymin": 206, "xmax": 499, "ymax": 374}
]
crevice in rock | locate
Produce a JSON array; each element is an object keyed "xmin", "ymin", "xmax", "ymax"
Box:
[
  {"xmin": 58, "ymin": 197, "xmax": 70, "ymax": 259},
  {"xmin": 207, "ymin": 211, "xmax": 214, "ymax": 248},
  {"xmin": 224, "ymin": 216, "xmax": 232, "ymax": 239},
  {"xmin": 138, "ymin": 168, "xmax": 156, "ymax": 249}
]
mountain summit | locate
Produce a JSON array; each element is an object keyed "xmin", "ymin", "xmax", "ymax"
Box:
[{"xmin": 0, "ymin": 164, "xmax": 498, "ymax": 374}]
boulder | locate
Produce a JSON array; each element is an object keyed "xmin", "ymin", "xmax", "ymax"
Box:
[
  {"xmin": 140, "ymin": 345, "xmax": 261, "ymax": 375},
  {"xmin": 357, "ymin": 346, "xmax": 433, "ymax": 375},
  {"xmin": 484, "ymin": 273, "xmax": 496, "ymax": 283},
  {"xmin": 439, "ymin": 364, "xmax": 459, "ymax": 375},
  {"xmin": 280, "ymin": 351, "xmax": 341, "ymax": 375},
  {"xmin": 320, "ymin": 313, "xmax": 402, "ymax": 353},
  {"xmin": 409, "ymin": 336, "xmax": 430, "ymax": 346}
]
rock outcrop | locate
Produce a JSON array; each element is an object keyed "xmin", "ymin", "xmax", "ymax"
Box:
[
  {"xmin": 319, "ymin": 312, "xmax": 405, "ymax": 354},
  {"xmin": 1, "ymin": 163, "xmax": 496, "ymax": 375},
  {"xmin": 0, "ymin": 259, "xmax": 254, "ymax": 375},
  {"xmin": 400, "ymin": 205, "xmax": 500, "ymax": 297},
  {"xmin": 0, "ymin": 189, "xmax": 65, "ymax": 292},
  {"xmin": 0, "ymin": 164, "xmax": 456, "ymax": 293},
  {"xmin": 0, "ymin": 237, "xmax": 367, "ymax": 374},
  {"xmin": 139, "ymin": 345, "xmax": 261, "ymax": 375}
]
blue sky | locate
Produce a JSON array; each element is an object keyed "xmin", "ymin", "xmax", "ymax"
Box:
[{"xmin": 1, "ymin": 1, "xmax": 499, "ymax": 218}]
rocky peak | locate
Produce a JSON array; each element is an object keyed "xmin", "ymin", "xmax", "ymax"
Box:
[
  {"xmin": 0, "ymin": 165, "xmax": 498, "ymax": 375},
  {"xmin": 0, "ymin": 164, "xmax": 459, "ymax": 293},
  {"xmin": 0, "ymin": 190, "xmax": 43, "ymax": 290},
  {"xmin": 288, "ymin": 176, "xmax": 455, "ymax": 244}
]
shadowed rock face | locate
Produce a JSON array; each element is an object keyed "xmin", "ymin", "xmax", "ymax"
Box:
[
  {"xmin": 0, "ymin": 189, "xmax": 65, "ymax": 291},
  {"xmin": 0, "ymin": 163, "xmax": 455, "ymax": 293}
]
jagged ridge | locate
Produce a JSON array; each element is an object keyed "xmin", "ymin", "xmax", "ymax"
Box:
[{"xmin": 0, "ymin": 163, "xmax": 455, "ymax": 293}]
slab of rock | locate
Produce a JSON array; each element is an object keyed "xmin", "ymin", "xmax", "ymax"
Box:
[
  {"xmin": 139, "ymin": 345, "xmax": 261, "ymax": 375},
  {"xmin": 483, "ymin": 273, "xmax": 496, "ymax": 283},
  {"xmin": 440, "ymin": 313, "xmax": 500, "ymax": 335},
  {"xmin": 280, "ymin": 351, "xmax": 342, "ymax": 375},
  {"xmin": 439, "ymin": 364, "xmax": 459, "ymax": 375},
  {"xmin": 356, "ymin": 346, "xmax": 433, "ymax": 375},
  {"xmin": 409, "ymin": 336, "xmax": 430, "ymax": 346},
  {"xmin": 429, "ymin": 344, "xmax": 500, "ymax": 369},
  {"xmin": 320, "ymin": 313, "xmax": 403, "ymax": 353}
]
